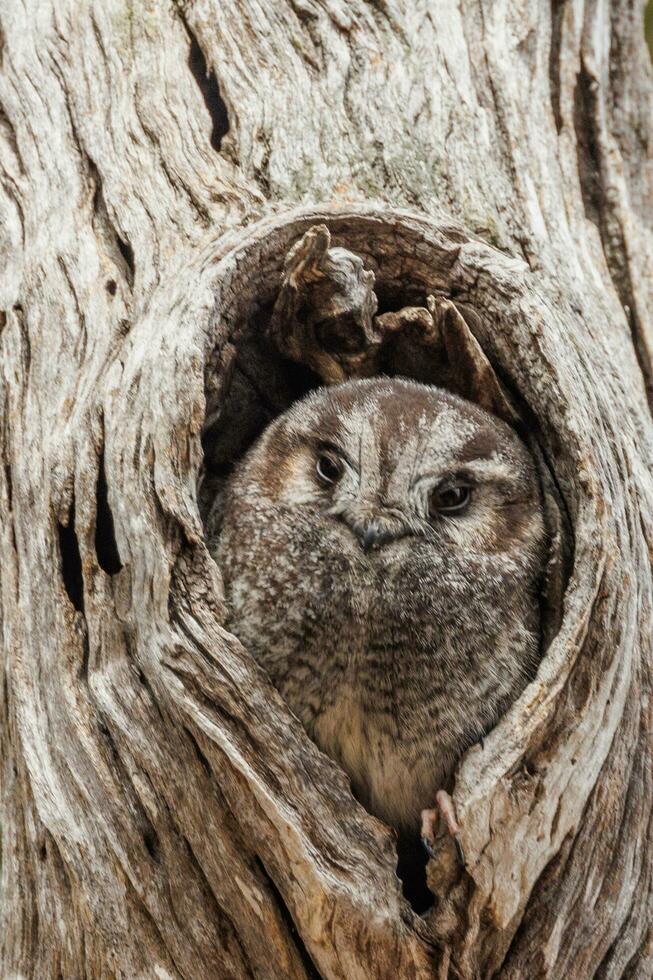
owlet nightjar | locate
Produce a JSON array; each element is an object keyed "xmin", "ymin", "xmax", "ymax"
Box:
[{"xmin": 212, "ymin": 377, "xmax": 546, "ymax": 883}]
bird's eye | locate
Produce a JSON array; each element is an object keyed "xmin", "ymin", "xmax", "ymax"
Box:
[
  {"xmin": 429, "ymin": 483, "xmax": 472, "ymax": 516},
  {"xmin": 316, "ymin": 453, "xmax": 344, "ymax": 485}
]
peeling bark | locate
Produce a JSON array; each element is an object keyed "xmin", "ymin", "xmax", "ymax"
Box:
[{"xmin": 1, "ymin": 2, "xmax": 652, "ymax": 978}]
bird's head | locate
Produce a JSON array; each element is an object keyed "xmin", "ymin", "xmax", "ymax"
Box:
[{"xmin": 231, "ymin": 377, "xmax": 545, "ymax": 564}]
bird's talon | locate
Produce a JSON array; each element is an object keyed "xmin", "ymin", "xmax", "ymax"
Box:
[
  {"xmin": 422, "ymin": 792, "xmax": 466, "ymax": 866},
  {"xmin": 421, "ymin": 835, "xmax": 437, "ymax": 860}
]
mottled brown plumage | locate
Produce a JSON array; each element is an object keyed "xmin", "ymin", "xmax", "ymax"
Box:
[{"xmin": 211, "ymin": 378, "xmax": 546, "ymax": 852}]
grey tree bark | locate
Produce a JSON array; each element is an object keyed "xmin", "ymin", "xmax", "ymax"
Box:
[{"xmin": 1, "ymin": 2, "xmax": 652, "ymax": 978}]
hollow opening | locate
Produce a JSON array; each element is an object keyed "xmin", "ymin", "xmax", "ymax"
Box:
[
  {"xmin": 115, "ymin": 234, "xmax": 135, "ymax": 283},
  {"xmin": 58, "ymin": 503, "xmax": 84, "ymax": 613},
  {"xmin": 184, "ymin": 20, "xmax": 230, "ymax": 152},
  {"xmin": 95, "ymin": 450, "xmax": 123, "ymax": 576},
  {"xmin": 199, "ymin": 210, "xmax": 571, "ymax": 914}
]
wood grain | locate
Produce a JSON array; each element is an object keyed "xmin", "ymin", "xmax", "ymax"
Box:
[{"xmin": 1, "ymin": 2, "xmax": 651, "ymax": 977}]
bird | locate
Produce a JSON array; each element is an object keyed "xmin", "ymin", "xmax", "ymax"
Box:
[{"xmin": 210, "ymin": 377, "xmax": 547, "ymax": 907}]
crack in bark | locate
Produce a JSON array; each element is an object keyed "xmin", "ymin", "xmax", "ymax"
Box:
[
  {"xmin": 45, "ymin": 45, "xmax": 112, "ymax": 288},
  {"xmin": 87, "ymin": 156, "xmax": 135, "ymax": 289},
  {"xmin": 179, "ymin": 832, "xmax": 254, "ymax": 973},
  {"xmin": 573, "ymin": 58, "xmax": 653, "ymax": 408},
  {"xmin": 177, "ymin": 9, "xmax": 230, "ymax": 154},
  {"xmin": 79, "ymin": 629, "xmax": 90, "ymax": 682},
  {"xmin": 133, "ymin": 103, "xmax": 213, "ymax": 228},
  {"xmin": 119, "ymin": 867, "xmax": 182, "ymax": 978},
  {"xmin": 95, "ymin": 716, "xmax": 164, "ymax": 872},
  {"xmin": 57, "ymin": 502, "xmax": 84, "ymax": 613},
  {"xmin": 115, "ymin": 233, "xmax": 135, "ymax": 284},
  {"xmin": 56, "ymin": 254, "xmax": 88, "ymax": 364},
  {"xmin": 549, "ymin": 0, "xmax": 566, "ymax": 134},
  {"xmin": 3, "ymin": 443, "xmax": 12, "ymax": 512},
  {"xmin": 183, "ymin": 723, "xmax": 213, "ymax": 779},
  {"xmin": 11, "ymin": 305, "xmax": 30, "ymax": 403},
  {"xmin": 95, "ymin": 448, "xmax": 123, "ymax": 575},
  {"xmin": 573, "ymin": 63, "xmax": 604, "ymax": 228},
  {"xmin": 0, "ymin": 102, "xmax": 26, "ymax": 180},
  {"xmin": 255, "ymin": 856, "xmax": 321, "ymax": 980}
]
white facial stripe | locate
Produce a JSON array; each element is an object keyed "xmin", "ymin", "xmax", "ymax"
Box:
[
  {"xmin": 386, "ymin": 408, "xmax": 478, "ymax": 501},
  {"xmin": 456, "ymin": 457, "xmax": 518, "ymax": 483},
  {"xmin": 340, "ymin": 403, "xmax": 381, "ymax": 497}
]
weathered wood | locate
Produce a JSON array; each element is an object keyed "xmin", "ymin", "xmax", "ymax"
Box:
[
  {"xmin": 269, "ymin": 223, "xmax": 381, "ymax": 383},
  {"xmin": 1, "ymin": 2, "xmax": 651, "ymax": 978}
]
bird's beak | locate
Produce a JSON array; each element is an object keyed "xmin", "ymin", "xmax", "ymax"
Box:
[{"xmin": 354, "ymin": 521, "xmax": 397, "ymax": 552}]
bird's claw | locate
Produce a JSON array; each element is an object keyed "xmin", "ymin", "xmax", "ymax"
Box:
[
  {"xmin": 421, "ymin": 835, "xmax": 437, "ymax": 861},
  {"xmin": 421, "ymin": 790, "xmax": 466, "ymax": 868}
]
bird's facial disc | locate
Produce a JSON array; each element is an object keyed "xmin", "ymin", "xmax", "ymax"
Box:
[{"xmin": 251, "ymin": 379, "xmax": 543, "ymax": 557}]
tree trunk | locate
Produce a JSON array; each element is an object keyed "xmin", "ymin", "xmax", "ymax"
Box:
[{"xmin": 1, "ymin": 2, "xmax": 652, "ymax": 977}]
